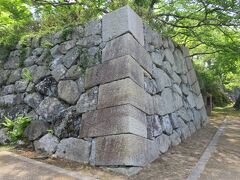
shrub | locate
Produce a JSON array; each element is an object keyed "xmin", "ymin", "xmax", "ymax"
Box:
[{"xmin": 1, "ymin": 116, "xmax": 31, "ymax": 142}]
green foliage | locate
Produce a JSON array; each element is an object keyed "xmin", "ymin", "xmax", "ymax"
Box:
[
  {"xmin": 61, "ymin": 27, "xmax": 73, "ymax": 41},
  {"xmin": 195, "ymin": 63, "xmax": 231, "ymax": 107},
  {"xmin": 1, "ymin": 115, "xmax": 31, "ymax": 142},
  {"xmin": 22, "ymin": 68, "xmax": 33, "ymax": 81},
  {"xmin": 41, "ymin": 40, "xmax": 53, "ymax": 48},
  {"xmin": 19, "ymin": 48, "xmax": 27, "ymax": 67},
  {"xmin": 47, "ymin": 129, "xmax": 54, "ymax": 135}
]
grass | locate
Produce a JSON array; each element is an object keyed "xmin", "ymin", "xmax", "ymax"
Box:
[
  {"xmin": 212, "ymin": 104, "xmax": 240, "ymax": 118},
  {"xmin": 0, "ymin": 145, "xmax": 15, "ymax": 152}
]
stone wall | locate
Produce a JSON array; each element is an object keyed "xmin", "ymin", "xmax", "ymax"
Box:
[{"xmin": 0, "ymin": 6, "xmax": 208, "ymax": 175}]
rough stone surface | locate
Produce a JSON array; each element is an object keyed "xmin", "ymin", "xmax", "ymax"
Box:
[
  {"xmin": 35, "ymin": 76, "xmax": 58, "ymax": 97},
  {"xmin": 102, "ymin": 5, "xmax": 144, "ymax": 45},
  {"xmin": 102, "ymin": 33, "xmax": 152, "ymax": 74},
  {"xmin": 24, "ymin": 120, "xmax": 49, "ymax": 141},
  {"xmin": 170, "ymin": 130, "xmax": 181, "ymax": 146},
  {"xmin": 153, "ymin": 66, "xmax": 172, "ymax": 92},
  {"xmin": 0, "ymin": 128, "xmax": 10, "ymax": 145},
  {"xmin": 161, "ymin": 115, "xmax": 173, "ymax": 135},
  {"xmin": 36, "ymin": 97, "xmax": 65, "ymax": 122},
  {"xmin": 156, "ymin": 134, "xmax": 171, "ymax": 153},
  {"xmin": 95, "ymin": 134, "xmax": 157, "ymax": 166},
  {"xmin": 51, "ymin": 64, "xmax": 67, "ymax": 82},
  {"xmin": 80, "ymin": 104, "xmax": 147, "ymax": 138},
  {"xmin": 76, "ymin": 86, "xmax": 98, "ymax": 114},
  {"xmin": 24, "ymin": 93, "xmax": 43, "ymax": 109},
  {"xmin": 85, "ymin": 55, "xmax": 144, "ymax": 89},
  {"xmin": 154, "ymin": 88, "xmax": 175, "ymax": 115},
  {"xmin": 98, "ymin": 78, "xmax": 153, "ymax": 114},
  {"xmin": 58, "ymin": 80, "xmax": 80, "ymax": 104},
  {"xmin": 55, "ymin": 138, "xmax": 90, "ymax": 163},
  {"xmin": 34, "ymin": 134, "xmax": 59, "ymax": 154}
]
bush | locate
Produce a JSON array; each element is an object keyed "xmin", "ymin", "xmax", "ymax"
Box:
[{"xmin": 1, "ymin": 116, "xmax": 31, "ymax": 142}]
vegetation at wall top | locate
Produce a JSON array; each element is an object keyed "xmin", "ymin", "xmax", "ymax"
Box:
[{"xmin": 0, "ymin": 0, "xmax": 239, "ymax": 106}]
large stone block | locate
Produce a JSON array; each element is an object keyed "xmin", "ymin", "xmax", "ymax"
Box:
[
  {"xmin": 98, "ymin": 78, "xmax": 153, "ymax": 114},
  {"xmin": 80, "ymin": 104, "xmax": 147, "ymax": 138},
  {"xmin": 95, "ymin": 134, "xmax": 159, "ymax": 166},
  {"xmin": 187, "ymin": 69, "xmax": 197, "ymax": 85},
  {"xmin": 55, "ymin": 138, "xmax": 90, "ymax": 163},
  {"xmin": 102, "ymin": 33, "xmax": 152, "ymax": 74},
  {"xmin": 85, "ymin": 55, "xmax": 144, "ymax": 89},
  {"xmin": 102, "ymin": 6, "xmax": 144, "ymax": 45},
  {"xmin": 154, "ymin": 88, "xmax": 176, "ymax": 115},
  {"xmin": 153, "ymin": 66, "xmax": 172, "ymax": 92}
]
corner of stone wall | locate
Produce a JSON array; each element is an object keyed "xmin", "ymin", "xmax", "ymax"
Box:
[{"xmin": 81, "ymin": 5, "xmax": 158, "ymax": 169}]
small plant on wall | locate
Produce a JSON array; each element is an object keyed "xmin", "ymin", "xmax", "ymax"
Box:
[
  {"xmin": 1, "ymin": 116, "xmax": 32, "ymax": 142},
  {"xmin": 22, "ymin": 68, "xmax": 33, "ymax": 81}
]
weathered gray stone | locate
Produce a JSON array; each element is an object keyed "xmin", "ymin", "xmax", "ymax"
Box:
[
  {"xmin": 177, "ymin": 107, "xmax": 191, "ymax": 123},
  {"xmin": 0, "ymin": 94, "xmax": 23, "ymax": 106},
  {"xmin": 55, "ymin": 138, "xmax": 90, "ymax": 163},
  {"xmin": 156, "ymin": 134, "xmax": 171, "ymax": 153},
  {"xmin": 24, "ymin": 120, "xmax": 49, "ymax": 141},
  {"xmin": 15, "ymin": 79, "xmax": 29, "ymax": 93},
  {"xmin": 35, "ymin": 76, "xmax": 58, "ymax": 97},
  {"xmin": 24, "ymin": 56, "xmax": 36, "ymax": 66},
  {"xmin": 36, "ymin": 48, "xmax": 52, "ymax": 66},
  {"xmin": 2, "ymin": 85, "xmax": 15, "ymax": 95},
  {"xmin": 191, "ymin": 81, "xmax": 201, "ymax": 95},
  {"xmin": 188, "ymin": 121, "xmax": 196, "ymax": 134},
  {"xmin": 172, "ymin": 72, "xmax": 182, "ymax": 85},
  {"xmin": 24, "ymin": 93, "xmax": 43, "ymax": 109},
  {"xmin": 154, "ymin": 88, "xmax": 175, "ymax": 115},
  {"xmin": 98, "ymin": 78, "xmax": 153, "ymax": 114},
  {"xmin": 80, "ymin": 104, "xmax": 147, "ymax": 138},
  {"xmin": 58, "ymin": 80, "xmax": 80, "ymax": 105},
  {"xmin": 85, "ymin": 19, "xmax": 101, "ymax": 36},
  {"xmin": 170, "ymin": 130, "xmax": 181, "ymax": 146},
  {"xmin": 195, "ymin": 94, "xmax": 205, "ymax": 109},
  {"xmin": 65, "ymin": 65, "xmax": 83, "ymax": 80},
  {"xmin": 0, "ymin": 128, "xmax": 10, "ymax": 145},
  {"xmin": 153, "ymin": 66, "xmax": 172, "ymax": 92},
  {"xmin": 62, "ymin": 47, "xmax": 79, "ymax": 68},
  {"xmin": 193, "ymin": 109, "xmax": 202, "ymax": 129},
  {"xmin": 36, "ymin": 97, "xmax": 65, "ymax": 122},
  {"xmin": 144, "ymin": 25, "xmax": 163, "ymax": 49},
  {"xmin": 161, "ymin": 115, "xmax": 173, "ymax": 135},
  {"xmin": 76, "ymin": 35, "xmax": 102, "ymax": 47},
  {"xmin": 170, "ymin": 112, "xmax": 180, "ymax": 129},
  {"xmin": 151, "ymin": 115, "xmax": 163, "ymax": 138},
  {"xmin": 7, "ymin": 69, "xmax": 22, "ymax": 84},
  {"xmin": 76, "ymin": 86, "xmax": 98, "ymax": 113},
  {"xmin": 102, "ymin": 33, "xmax": 152, "ymax": 74},
  {"xmin": 95, "ymin": 134, "xmax": 157, "ymax": 166},
  {"xmin": 144, "ymin": 75, "xmax": 157, "ymax": 95},
  {"xmin": 162, "ymin": 61, "xmax": 173, "ymax": 75},
  {"xmin": 59, "ymin": 40, "xmax": 76, "ymax": 54},
  {"xmin": 28, "ymin": 65, "xmax": 50, "ymax": 83},
  {"xmin": 179, "ymin": 123, "xmax": 191, "ymax": 140},
  {"xmin": 102, "ymin": 6, "xmax": 144, "ymax": 45},
  {"xmin": 187, "ymin": 91, "xmax": 196, "ymax": 108},
  {"xmin": 32, "ymin": 48, "xmax": 44, "ymax": 57},
  {"xmin": 151, "ymin": 50, "xmax": 164, "ymax": 67},
  {"xmin": 173, "ymin": 84, "xmax": 182, "ymax": 96},
  {"xmin": 85, "ymin": 55, "xmax": 144, "ymax": 89},
  {"xmin": 34, "ymin": 134, "xmax": 59, "ymax": 154},
  {"xmin": 187, "ymin": 69, "xmax": 197, "ymax": 85},
  {"xmin": 51, "ymin": 64, "xmax": 67, "ymax": 81},
  {"xmin": 4, "ymin": 50, "xmax": 20, "ymax": 69},
  {"xmin": 164, "ymin": 49, "xmax": 175, "ymax": 65}
]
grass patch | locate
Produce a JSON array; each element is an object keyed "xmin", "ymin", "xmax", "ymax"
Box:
[
  {"xmin": 0, "ymin": 145, "xmax": 15, "ymax": 152},
  {"xmin": 211, "ymin": 104, "xmax": 240, "ymax": 119}
]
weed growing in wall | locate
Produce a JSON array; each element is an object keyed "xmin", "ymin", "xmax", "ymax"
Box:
[
  {"xmin": 22, "ymin": 68, "xmax": 33, "ymax": 81},
  {"xmin": 1, "ymin": 116, "xmax": 32, "ymax": 142}
]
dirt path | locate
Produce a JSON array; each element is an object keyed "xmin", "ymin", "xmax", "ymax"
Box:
[
  {"xmin": 1, "ymin": 108, "xmax": 239, "ymax": 180},
  {"xmin": 200, "ymin": 119, "xmax": 240, "ymax": 180}
]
